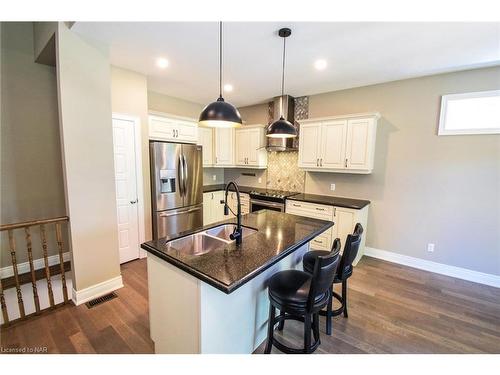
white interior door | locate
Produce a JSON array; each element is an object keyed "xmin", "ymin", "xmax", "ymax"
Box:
[{"xmin": 112, "ymin": 117, "xmax": 140, "ymax": 264}]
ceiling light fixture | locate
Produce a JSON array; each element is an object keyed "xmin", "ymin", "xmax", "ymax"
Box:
[
  {"xmin": 266, "ymin": 28, "xmax": 297, "ymax": 139},
  {"xmin": 156, "ymin": 57, "xmax": 169, "ymax": 69},
  {"xmin": 314, "ymin": 59, "xmax": 327, "ymax": 70},
  {"xmin": 224, "ymin": 84, "xmax": 233, "ymax": 92},
  {"xmin": 199, "ymin": 22, "xmax": 242, "ymax": 128}
]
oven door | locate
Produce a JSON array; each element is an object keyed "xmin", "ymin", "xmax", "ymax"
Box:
[{"xmin": 250, "ymin": 199, "xmax": 284, "ymax": 213}]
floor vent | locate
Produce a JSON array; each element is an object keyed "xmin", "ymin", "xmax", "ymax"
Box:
[{"xmin": 85, "ymin": 292, "xmax": 118, "ymax": 308}]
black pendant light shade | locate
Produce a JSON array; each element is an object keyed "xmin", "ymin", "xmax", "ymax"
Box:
[
  {"xmin": 266, "ymin": 27, "xmax": 297, "ymax": 138},
  {"xmin": 199, "ymin": 97, "xmax": 242, "ymax": 128},
  {"xmin": 199, "ymin": 22, "xmax": 242, "ymax": 128},
  {"xmin": 266, "ymin": 116, "xmax": 297, "ymax": 138}
]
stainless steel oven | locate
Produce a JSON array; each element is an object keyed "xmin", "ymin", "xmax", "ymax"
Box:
[{"xmin": 250, "ymin": 199, "xmax": 285, "ymax": 213}]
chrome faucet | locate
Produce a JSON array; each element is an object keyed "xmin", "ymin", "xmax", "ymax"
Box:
[{"xmin": 220, "ymin": 181, "xmax": 242, "ymax": 245}]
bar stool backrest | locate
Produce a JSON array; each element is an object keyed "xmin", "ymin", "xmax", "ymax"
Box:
[
  {"xmin": 307, "ymin": 250, "xmax": 340, "ymax": 311},
  {"xmin": 338, "ymin": 223, "xmax": 364, "ymax": 280}
]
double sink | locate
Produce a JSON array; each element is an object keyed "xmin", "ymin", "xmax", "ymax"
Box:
[{"xmin": 164, "ymin": 224, "xmax": 258, "ymax": 256}]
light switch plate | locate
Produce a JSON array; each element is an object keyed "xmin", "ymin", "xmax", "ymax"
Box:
[
  {"xmin": 258, "ymin": 178, "xmax": 262, "ymax": 184},
  {"xmin": 330, "ymin": 184, "xmax": 336, "ymax": 191},
  {"xmin": 212, "ymin": 175, "xmax": 217, "ymax": 181},
  {"xmin": 427, "ymin": 243, "xmax": 435, "ymax": 252}
]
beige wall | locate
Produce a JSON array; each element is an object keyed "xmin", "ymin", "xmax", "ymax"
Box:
[
  {"xmin": 56, "ymin": 22, "xmax": 121, "ymax": 291},
  {"xmin": 238, "ymin": 103, "xmax": 269, "ymax": 125},
  {"xmin": 306, "ymin": 66, "xmax": 500, "ymax": 275},
  {"xmin": 110, "ymin": 66, "xmax": 152, "ymax": 241},
  {"xmin": 148, "ymin": 91, "xmax": 203, "ymax": 119},
  {"xmin": 1, "ymin": 22, "xmax": 67, "ymax": 266}
]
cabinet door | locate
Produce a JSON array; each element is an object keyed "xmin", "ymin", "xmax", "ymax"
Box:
[
  {"xmin": 298, "ymin": 123, "xmax": 322, "ymax": 168},
  {"xmin": 203, "ymin": 192, "xmax": 213, "ymax": 225},
  {"xmin": 149, "ymin": 116, "xmax": 177, "ymax": 141},
  {"xmin": 198, "ymin": 128, "xmax": 214, "ymax": 166},
  {"xmin": 234, "ymin": 129, "xmax": 248, "ymax": 166},
  {"xmin": 176, "ymin": 120, "xmax": 198, "ymax": 143},
  {"xmin": 213, "ymin": 191, "xmax": 226, "ymax": 222},
  {"xmin": 345, "ymin": 118, "xmax": 371, "ymax": 170},
  {"xmin": 320, "ymin": 120, "xmax": 347, "ymax": 169},
  {"xmin": 333, "ymin": 207, "xmax": 356, "ymax": 251},
  {"xmin": 246, "ymin": 128, "xmax": 261, "ymax": 166},
  {"xmin": 215, "ymin": 128, "xmax": 235, "ymax": 166}
]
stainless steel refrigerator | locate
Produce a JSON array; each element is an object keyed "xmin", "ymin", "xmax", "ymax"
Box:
[{"xmin": 150, "ymin": 141, "xmax": 203, "ymax": 240}]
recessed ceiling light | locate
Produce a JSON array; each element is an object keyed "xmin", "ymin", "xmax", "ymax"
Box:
[
  {"xmin": 314, "ymin": 59, "xmax": 327, "ymax": 70},
  {"xmin": 224, "ymin": 84, "xmax": 233, "ymax": 92},
  {"xmin": 156, "ymin": 57, "xmax": 169, "ymax": 69}
]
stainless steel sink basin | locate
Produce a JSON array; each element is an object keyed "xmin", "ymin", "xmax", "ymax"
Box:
[
  {"xmin": 164, "ymin": 224, "xmax": 258, "ymax": 256},
  {"xmin": 164, "ymin": 232, "xmax": 227, "ymax": 256},
  {"xmin": 205, "ymin": 224, "xmax": 258, "ymax": 242}
]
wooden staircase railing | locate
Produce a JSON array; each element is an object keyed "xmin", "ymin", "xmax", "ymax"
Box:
[{"xmin": 0, "ymin": 216, "xmax": 70, "ymax": 327}]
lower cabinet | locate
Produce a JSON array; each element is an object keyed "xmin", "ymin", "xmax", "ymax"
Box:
[
  {"xmin": 285, "ymin": 200, "xmax": 368, "ymax": 266},
  {"xmin": 203, "ymin": 191, "xmax": 225, "ymax": 225},
  {"xmin": 203, "ymin": 191, "xmax": 250, "ymax": 225}
]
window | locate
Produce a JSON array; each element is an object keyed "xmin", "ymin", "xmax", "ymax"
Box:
[{"xmin": 438, "ymin": 90, "xmax": 500, "ymax": 135}]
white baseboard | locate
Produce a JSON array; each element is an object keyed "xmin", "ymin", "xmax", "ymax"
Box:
[
  {"xmin": 364, "ymin": 247, "xmax": 500, "ymax": 288},
  {"xmin": 0, "ymin": 252, "xmax": 71, "ymax": 279},
  {"xmin": 72, "ymin": 275, "xmax": 123, "ymax": 305}
]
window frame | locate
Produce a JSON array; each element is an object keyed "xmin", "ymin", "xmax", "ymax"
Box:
[{"xmin": 437, "ymin": 89, "xmax": 500, "ymax": 136}]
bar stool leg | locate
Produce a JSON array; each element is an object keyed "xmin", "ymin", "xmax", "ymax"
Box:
[
  {"xmin": 264, "ymin": 305, "xmax": 276, "ymax": 354},
  {"xmin": 304, "ymin": 313, "xmax": 312, "ymax": 354},
  {"xmin": 342, "ymin": 279, "xmax": 348, "ymax": 318},
  {"xmin": 325, "ymin": 286, "xmax": 333, "ymax": 335},
  {"xmin": 312, "ymin": 313, "xmax": 320, "ymax": 343},
  {"xmin": 277, "ymin": 309, "xmax": 285, "ymax": 331}
]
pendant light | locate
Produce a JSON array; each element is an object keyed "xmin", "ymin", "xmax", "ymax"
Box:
[
  {"xmin": 199, "ymin": 22, "xmax": 242, "ymax": 128},
  {"xmin": 266, "ymin": 28, "xmax": 297, "ymax": 138}
]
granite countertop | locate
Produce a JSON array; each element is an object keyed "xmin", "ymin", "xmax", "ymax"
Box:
[
  {"xmin": 287, "ymin": 193, "xmax": 370, "ymax": 209},
  {"xmin": 141, "ymin": 210, "xmax": 333, "ymax": 294}
]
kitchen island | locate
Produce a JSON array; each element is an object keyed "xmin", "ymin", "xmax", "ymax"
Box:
[{"xmin": 141, "ymin": 210, "xmax": 333, "ymax": 354}]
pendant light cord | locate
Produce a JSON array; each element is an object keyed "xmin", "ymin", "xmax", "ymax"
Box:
[
  {"xmin": 280, "ymin": 33, "xmax": 286, "ymax": 117},
  {"xmin": 219, "ymin": 21, "xmax": 223, "ymax": 99}
]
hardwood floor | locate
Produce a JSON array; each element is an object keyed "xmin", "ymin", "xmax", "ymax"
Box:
[{"xmin": 1, "ymin": 256, "xmax": 499, "ymax": 354}]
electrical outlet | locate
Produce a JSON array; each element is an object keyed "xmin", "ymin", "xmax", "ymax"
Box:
[
  {"xmin": 258, "ymin": 177, "xmax": 262, "ymax": 184},
  {"xmin": 427, "ymin": 243, "xmax": 435, "ymax": 252},
  {"xmin": 330, "ymin": 184, "xmax": 336, "ymax": 191},
  {"xmin": 212, "ymin": 175, "xmax": 217, "ymax": 181}
]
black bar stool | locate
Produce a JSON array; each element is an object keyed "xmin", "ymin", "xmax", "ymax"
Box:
[
  {"xmin": 302, "ymin": 223, "xmax": 364, "ymax": 334},
  {"xmin": 264, "ymin": 249, "xmax": 340, "ymax": 354}
]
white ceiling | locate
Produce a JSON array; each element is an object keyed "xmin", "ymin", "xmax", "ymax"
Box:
[{"xmin": 73, "ymin": 22, "xmax": 500, "ymax": 107}]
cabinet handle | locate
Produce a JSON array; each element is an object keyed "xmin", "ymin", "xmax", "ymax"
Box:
[
  {"xmin": 345, "ymin": 158, "xmax": 348, "ymax": 168},
  {"xmin": 215, "ymin": 156, "xmax": 218, "ymax": 163},
  {"xmin": 334, "ymin": 207, "xmax": 336, "ymax": 216},
  {"xmin": 320, "ymin": 158, "xmax": 323, "ymax": 166},
  {"xmin": 315, "ymin": 207, "xmax": 325, "ymax": 211},
  {"xmin": 292, "ymin": 203, "xmax": 301, "ymax": 207},
  {"xmin": 316, "ymin": 158, "xmax": 319, "ymax": 167},
  {"xmin": 211, "ymin": 193, "xmax": 214, "ymax": 199},
  {"xmin": 313, "ymin": 239, "xmax": 322, "ymax": 244}
]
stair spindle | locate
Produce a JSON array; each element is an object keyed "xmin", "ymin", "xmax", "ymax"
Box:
[
  {"xmin": 25, "ymin": 227, "xmax": 41, "ymax": 313},
  {"xmin": 0, "ymin": 279, "xmax": 9, "ymax": 325},
  {"xmin": 8, "ymin": 230, "xmax": 26, "ymax": 318},
  {"xmin": 39, "ymin": 224, "xmax": 55, "ymax": 307},
  {"xmin": 55, "ymin": 223, "xmax": 69, "ymax": 303}
]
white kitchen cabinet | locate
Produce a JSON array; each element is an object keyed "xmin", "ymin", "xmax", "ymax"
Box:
[
  {"xmin": 285, "ymin": 200, "xmax": 369, "ymax": 265},
  {"xmin": 198, "ymin": 127, "xmax": 214, "ymax": 166},
  {"xmin": 214, "ymin": 128, "xmax": 235, "ymax": 167},
  {"xmin": 235, "ymin": 126, "xmax": 267, "ymax": 168},
  {"xmin": 203, "ymin": 191, "xmax": 225, "ymax": 225},
  {"xmin": 149, "ymin": 113, "xmax": 198, "ymax": 144},
  {"xmin": 298, "ymin": 113, "xmax": 379, "ymax": 174}
]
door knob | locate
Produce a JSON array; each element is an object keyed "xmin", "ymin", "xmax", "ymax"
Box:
[{"xmin": 130, "ymin": 199, "xmax": 138, "ymax": 204}]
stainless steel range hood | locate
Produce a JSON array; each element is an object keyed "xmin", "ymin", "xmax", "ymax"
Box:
[{"xmin": 266, "ymin": 95, "xmax": 298, "ymax": 152}]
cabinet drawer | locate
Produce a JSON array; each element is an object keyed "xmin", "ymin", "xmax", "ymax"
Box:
[
  {"xmin": 286, "ymin": 200, "xmax": 334, "ymax": 220},
  {"xmin": 310, "ymin": 235, "xmax": 330, "ymax": 251}
]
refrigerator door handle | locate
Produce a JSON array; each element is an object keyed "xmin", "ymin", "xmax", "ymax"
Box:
[
  {"xmin": 178, "ymin": 154, "xmax": 185, "ymax": 197},
  {"xmin": 159, "ymin": 205, "xmax": 202, "ymax": 217},
  {"xmin": 182, "ymin": 153, "xmax": 188, "ymax": 196}
]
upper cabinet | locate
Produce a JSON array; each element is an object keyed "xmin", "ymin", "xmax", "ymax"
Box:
[
  {"xmin": 235, "ymin": 125, "xmax": 267, "ymax": 168},
  {"xmin": 214, "ymin": 128, "xmax": 235, "ymax": 167},
  {"xmin": 198, "ymin": 127, "xmax": 214, "ymax": 167},
  {"xmin": 298, "ymin": 113, "xmax": 379, "ymax": 174},
  {"xmin": 149, "ymin": 113, "xmax": 198, "ymax": 144}
]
